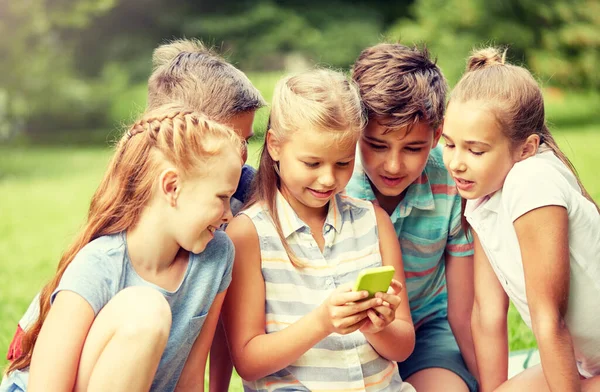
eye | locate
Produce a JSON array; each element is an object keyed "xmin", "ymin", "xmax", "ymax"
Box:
[
  {"xmin": 470, "ymin": 150, "xmax": 485, "ymax": 156},
  {"xmin": 443, "ymin": 143, "xmax": 455, "ymax": 149},
  {"xmin": 303, "ymin": 161, "xmax": 320, "ymax": 168},
  {"xmin": 218, "ymin": 195, "xmax": 231, "ymax": 201},
  {"xmin": 336, "ymin": 161, "xmax": 352, "ymax": 167},
  {"xmin": 405, "ymin": 147, "xmax": 424, "ymax": 153},
  {"xmin": 367, "ymin": 142, "xmax": 386, "ymax": 151}
]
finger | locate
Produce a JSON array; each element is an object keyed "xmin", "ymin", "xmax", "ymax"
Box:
[
  {"xmin": 337, "ymin": 297, "xmax": 383, "ymax": 318},
  {"xmin": 388, "ymin": 279, "xmax": 403, "ymax": 294},
  {"xmin": 332, "ymin": 289, "xmax": 371, "ymax": 306},
  {"xmin": 375, "ymin": 292, "xmax": 402, "ymax": 308},
  {"xmin": 371, "ymin": 305, "xmax": 395, "ymax": 320},
  {"xmin": 341, "ymin": 318, "xmax": 369, "ymax": 335},
  {"xmin": 335, "ymin": 310, "xmax": 369, "ymax": 330},
  {"xmin": 366, "ymin": 309, "xmax": 386, "ymax": 329}
]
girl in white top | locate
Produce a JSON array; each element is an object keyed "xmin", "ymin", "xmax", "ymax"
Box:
[{"xmin": 441, "ymin": 47, "xmax": 600, "ymax": 392}]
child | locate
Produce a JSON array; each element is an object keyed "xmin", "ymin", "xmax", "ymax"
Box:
[
  {"xmin": 442, "ymin": 47, "xmax": 600, "ymax": 391},
  {"xmin": 5, "ymin": 39, "xmax": 265, "ymax": 391},
  {"xmin": 1, "ymin": 105, "xmax": 244, "ymax": 392},
  {"xmin": 346, "ymin": 43, "xmax": 478, "ymax": 392},
  {"xmin": 148, "ymin": 39, "xmax": 265, "ymax": 391},
  {"xmin": 221, "ymin": 69, "xmax": 416, "ymax": 391}
]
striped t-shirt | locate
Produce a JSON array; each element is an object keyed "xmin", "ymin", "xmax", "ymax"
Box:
[
  {"xmin": 240, "ymin": 192, "xmax": 409, "ymax": 392},
  {"xmin": 346, "ymin": 146, "xmax": 474, "ymax": 327}
]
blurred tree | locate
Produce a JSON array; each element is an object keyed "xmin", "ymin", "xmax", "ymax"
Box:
[
  {"xmin": 0, "ymin": 0, "xmax": 117, "ymax": 138},
  {"xmin": 386, "ymin": 0, "xmax": 600, "ymax": 88}
]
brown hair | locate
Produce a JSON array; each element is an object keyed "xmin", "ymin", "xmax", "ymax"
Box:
[
  {"xmin": 453, "ymin": 47, "xmax": 599, "ymax": 213},
  {"xmin": 249, "ymin": 69, "xmax": 365, "ymax": 266},
  {"xmin": 351, "ymin": 43, "xmax": 448, "ymax": 131},
  {"xmin": 148, "ymin": 38, "xmax": 266, "ymax": 121},
  {"xmin": 7, "ymin": 105, "xmax": 243, "ymax": 374}
]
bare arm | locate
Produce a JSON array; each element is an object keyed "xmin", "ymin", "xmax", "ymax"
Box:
[
  {"xmin": 28, "ymin": 291, "xmax": 95, "ymax": 392},
  {"xmin": 446, "ymin": 252, "xmax": 479, "ymax": 379},
  {"xmin": 222, "ymin": 215, "xmax": 381, "ymax": 381},
  {"xmin": 361, "ymin": 205, "xmax": 415, "ymax": 362},
  {"xmin": 514, "ymin": 205, "xmax": 580, "ymax": 392},
  {"xmin": 471, "ymin": 231, "xmax": 510, "ymax": 392},
  {"xmin": 176, "ymin": 291, "xmax": 227, "ymax": 392}
]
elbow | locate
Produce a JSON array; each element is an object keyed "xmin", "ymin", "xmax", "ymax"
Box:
[
  {"xmin": 448, "ymin": 305, "xmax": 473, "ymax": 334},
  {"xmin": 233, "ymin": 362, "xmax": 261, "ymax": 382},
  {"xmin": 530, "ymin": 310, "xmax": 568, "ymax": 344},
  {"xmin": 472, "ymin": 299, "xmax": 507, "ymax": 335}
]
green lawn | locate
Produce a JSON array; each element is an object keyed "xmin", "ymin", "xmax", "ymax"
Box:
[{"xmin": 1, "ymin": 90, "xmax": 598, "ymax": 390}]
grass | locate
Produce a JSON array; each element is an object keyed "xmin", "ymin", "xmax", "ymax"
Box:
[{"xmin": 1, "ymin": 87, "xmax": 599, "ymax": 389}]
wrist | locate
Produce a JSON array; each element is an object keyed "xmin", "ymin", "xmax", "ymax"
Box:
[{"xmin": 312, "ymin": 304, "xmax": 332, "ymax": 336}]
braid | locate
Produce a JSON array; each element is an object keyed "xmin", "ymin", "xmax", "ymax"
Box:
[{"xmin": 126, "ymin": 110, "xmax": 195, "ymax": 139}]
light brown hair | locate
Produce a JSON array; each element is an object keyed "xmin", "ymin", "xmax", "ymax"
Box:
[
  {"xmin": 250, "ymin": 69, "xmax": 365, "ymax": 266},
  {"xmin": 452, "ymin": 47, "xmax": 599, "ymax": 212},
  {"xmin": 352, "ymin": 43, "xmax": 448, "ymax": 131},
  {"xmin": 148, "ymin": 38, "xmax": 266, "ymax": 121},
  {"xmin": 7, "ymin": 105, "xmax": 243, "ymax": 374}
]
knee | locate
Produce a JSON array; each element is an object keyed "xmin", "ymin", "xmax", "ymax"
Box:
[{"xmin": 110, "ymin": 287, "xmax": 172, "ymax": 344}]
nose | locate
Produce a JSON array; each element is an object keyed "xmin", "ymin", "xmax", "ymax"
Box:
[
  {"xmin": 222, "ymin": 202, "xmax": 234, "ymax": 224},
  {"xmin": 318, "ymin": 166, "xmax": 336, "ymax": 188},
  {"xmin": 447, "ymin": 150, "xmax": 466, "ymax": 173},
  {"xmin": 383, "ymin": 153, "xmax": 403, "ymax": 175}
]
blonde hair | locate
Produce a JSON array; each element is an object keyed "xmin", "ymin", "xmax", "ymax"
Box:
[
  {"xmin": 7, "ymin": 104, "xmax": 243, "ymax": 375},
  {"xmin": 147, "ymin": 38, "xmax": 266, "ymax": 120},
  {"xmin": 250, "ymin": 69, "xmax": 366, "ymax": 266},
  {"xmin": 452, "ymin": 47, "xmax": 598, "ymax": 212}
]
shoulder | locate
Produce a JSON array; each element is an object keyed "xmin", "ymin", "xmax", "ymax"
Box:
[
  {"xmin": 504, "ymin": 153, "xmax": 568, "ymax": 197},
  {"xmin": 226, "ymin": 213, "xmax": 260, "ymax": 245},
  {"xmin": 69, "ymin": 234, "xmax": 125, "ymax": 273},
  {"xmin": 195, "ymin": 230, "xmax": 234, "ymax": 262}
]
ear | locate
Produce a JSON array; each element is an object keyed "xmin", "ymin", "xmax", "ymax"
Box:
[
  {"xmin": 432, "ymin": 123, "xmax": 443, "ymax": 148},
  {"xmin": 517, "ymin": 134, "xmax": 540, "ymax": 161},
  {"xmin": 266, "ymin": 129, "xmax": 281, "ymax": 162},
  {"xmin": 159, "ymin": 168, "xmax": 181, "ymax": 207}
]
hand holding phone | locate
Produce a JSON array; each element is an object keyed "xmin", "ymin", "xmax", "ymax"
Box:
[{"xmin": 353, "ymin": 266, "xmax": 395, "ymax": 298}]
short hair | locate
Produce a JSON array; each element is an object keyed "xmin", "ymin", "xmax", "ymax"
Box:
[
  {"xmin": 147, "ymin": 39, "xmax": 266, "ymax": 121},
  {"xmin": 352, "ymin": 43, "xmax": 448, "ymax": 130}
]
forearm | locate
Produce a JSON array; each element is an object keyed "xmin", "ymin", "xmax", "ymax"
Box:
[
  {"xmin": 363, "ymin": 319, "xmax": 415, "ymax": 362},
  {"xmin": 472, "ymin": 305, "xmax": 508, "ymax": 392},
  {"xmin": 449, "ymin": 315, "xmax": 479, "ymax": 380},
  {"xmin": 234, "ymin": 308, "xmax": 330, "ymax": 381},
  {"xmin": 534, "ymin": 318, "xmax": 581, "ymax": 392},
  {"xmin": 209, "ymin": 320, "xmax": 233, "ymax": 392}
]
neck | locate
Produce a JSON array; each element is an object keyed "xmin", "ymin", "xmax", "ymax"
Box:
[
  {"xmin": 371, "ymin": 182, "xmax": 405, "ymax": 216},
  {"xmin": 126, "ymin": 206, "xmax": 181, "ymax": 274}
]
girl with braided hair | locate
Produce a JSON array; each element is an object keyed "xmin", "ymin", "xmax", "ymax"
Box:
[{"xmin": 1, "ymin": 104, "xmax": 244, "ymax": 392}]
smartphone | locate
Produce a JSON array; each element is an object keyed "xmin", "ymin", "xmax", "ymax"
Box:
[{"xmin": 353, "ymin": 266, "xmax": 395, "ymax": 298}]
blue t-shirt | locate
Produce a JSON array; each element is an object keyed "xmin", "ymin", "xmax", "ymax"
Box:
[
  {"xmin": 51, "ymin": 231, "xmax": 234, "ymax": 392},
  {"xmin": 231, "ymin": 164, "xmax": 256, "ymax": 216}
]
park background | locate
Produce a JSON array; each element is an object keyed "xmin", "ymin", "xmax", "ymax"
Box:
[{"xmin": 1, "ymin": 0, "xmax": 599, "ymax": 389}]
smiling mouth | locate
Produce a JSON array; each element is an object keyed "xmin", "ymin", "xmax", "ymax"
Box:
[
  {"xmin": 455, "ymin": 178, "xmax": 474, "ymax": 185},
  {"xmin": 308, "ymin": 188, "xmax": 335, "ymax": 197},
  {"xmin": 380, "ymin": 175, "xmax": 405, "ymax": 185}
]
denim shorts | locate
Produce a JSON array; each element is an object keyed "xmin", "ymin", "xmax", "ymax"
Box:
[
  {"xmin": 398, "ymin": 316, "xmax": 478, "ymax": 392},
  {"xmin": 0, "ymin": 368, "xmax": 27, "ymax": 392}
]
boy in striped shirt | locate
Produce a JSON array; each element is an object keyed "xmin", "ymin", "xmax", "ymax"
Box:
[{"xmin": 346, "ymin": 43, "xmax": 478, "ymax": 392}]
